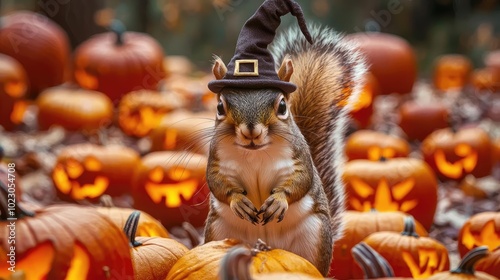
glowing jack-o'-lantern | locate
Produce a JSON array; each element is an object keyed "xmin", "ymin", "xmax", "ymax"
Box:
[
  {"xmin": 433, "ymin": 54, "xmax": 472, "ymax": 91},
  {"xmin": 399, "ymin": 101, "xmax": 449, "ymax": 141},
  {"xmin": 118, "ymin": 90, "xmax": 185, "ymax": 137},
  {"xmin": 53, "ymin": 144, "xmax": 140, "ymax": 201},
  {"xmin": 421, "ymin": 127, "xmax": 492, "ymax": 181},
  {"xmin": 0, "ymin": 54, "xmax": 28, "ymax": 131},
  {"xmin": 343, "ymin": 158, "xmax": 438, "ymax": 229},
  {"xmin": 132, "ymin": 151, "xmax": 209, "ymax": 228},
  {"xmin": 345, "ymin": 130, "xmax": 410, "ymax": 161},
  {"xmin": 458, "ymin": 212, "xmax": 500, "ymax": 258},
  {"xmin": 349, "ymin": 72, "xmax": 380, "ymax": 128}
]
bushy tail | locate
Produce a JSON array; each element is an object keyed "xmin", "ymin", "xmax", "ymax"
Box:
[{"xmin": 271, "ymin": 24, "xmax": 367, "ymax": 241}]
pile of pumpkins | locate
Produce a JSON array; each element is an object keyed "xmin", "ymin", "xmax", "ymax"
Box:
[{"xmin": 0, "ymin": 10, "xmax": 499, "ymax": 280}]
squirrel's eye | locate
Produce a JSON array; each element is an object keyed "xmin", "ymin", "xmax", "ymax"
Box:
[
  {"xmin": 217, "ymin": 101, "xmax": 226, "ymax": 116},
  {"xmin": 277, "ymin": 98, "xmax": 287, "ymax": 116}
]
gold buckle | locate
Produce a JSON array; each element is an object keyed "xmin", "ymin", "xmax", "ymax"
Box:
[{"xmin": 234, "ymin": 59, "xmax": 259, "ymax": 76}]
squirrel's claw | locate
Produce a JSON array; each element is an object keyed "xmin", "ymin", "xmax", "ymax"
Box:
[
  {"xmin": 259, "ymin": 192, "xmax": 288, "ymax": 225},
  {"xmin": 230, "ymin": 193, "xmax": 259, "ymax": 225}
]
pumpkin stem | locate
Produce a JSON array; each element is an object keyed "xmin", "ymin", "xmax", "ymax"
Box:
[
  {"xmin": 182, "ymin": 222, "xmax": 201, "ymax": 248},
  {"xmin": 379, "ymin": 156, "xmax": 387, "ymax": 162},
  {"xmin": 451, "ymin": 246, "xmax": 489, "ymax": 275},
  {"xmin": 0, "ymin": 180, "xmax": 34, "ymax": 220},
  {"xmin": 352, "ymin": 242, "xmax": 395, "ymax": 279},
  {"xmin": 110, "ymin": 20, "xmax": 126, "ymax": 46},
  {"xmin": 123, "ymin": 211, "xmax": 142, "ymax": 247},
  {"xmin": 401, "ymin": 216, "xmax": 419, "ymax": 238},
  {"xmin": 219, "ymin": 245, "xmax": 253, "ymax": 280},
  {"xmin": 252, "ymin": 239, "xmax": 271, "ymax": 256},
  {"xmin": 99, "ymin": 195, "xmax": 114, "ymax": 208}
]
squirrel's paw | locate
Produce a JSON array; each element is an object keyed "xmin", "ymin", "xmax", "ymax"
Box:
[
  {"xmin": 230, "ymin": 193, "xmax": 259, "ymax": 225},
  {"xmin": 259, "ymin": 192, "xmax": 288, "ymax": 225}
]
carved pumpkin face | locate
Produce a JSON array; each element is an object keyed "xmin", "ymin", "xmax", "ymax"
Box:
[
  {"xmin": 457, "ymin": 212, "xmax": 500, "ymax": 258},
  {"xmin": 345, "ymin": 130, "xmax": 410, "ymax": 161},
  {"xmin": 399, "ymin": 101, "xmax": 449, "ymax": 141},
  {"xmin": 53, "ymin": 144, "xmax": 140, "ymax": 201},
  {"xmin": 433, "ymin": 54, "xmax": 472, "ymax": 91},
  {"xmin": 0, "ymin": 54, "xmax": 28, "ymax": 131},
  {"xmin": 343, "ymin": 158, "xmax": 438, "ymax": 229},
  {"xmin": 349, "ymin": 72, "xmax": 380, "ymax": 128},
  {"xmin": 132, "ymin": 151, "xmax": 209, "ymax": 228},
  {"xmin": 421, "ymin": 127, "xmax": 492, "ymax": 181}
]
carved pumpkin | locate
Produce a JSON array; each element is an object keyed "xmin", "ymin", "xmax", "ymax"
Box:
[
  {"xmin": 0, "ymin": 11, "xmax": 70, "ymax": 98},
  {"xmin": 345, "ymin": 130, "xmax": 410, "ymax": 161},
  {"xmin": 0, "ymin": 54, "xmax": 28, "ymax": 131},
  {"xmin": 53, "ymin": 143, "xmax": 140, "ymax": 201},
  {"xmin": 73, "ymin": 21, "xmax": 165, "ymax": 102},
  {"xmin": 166, "ymin": 239, "xmax": 323, "ymax": 280},
  {"xmin": 346, "ymin": 32, "xmax": 416, "ymax": 95},
  {"xmin": 399, "ymin": 101, "xmax": 449, "ymax": 141},
  {"xmin": 132, "ymin": 151, "xmax": 209, "ymax": 228},
  {"xmin": 329, "ymin": 210, "xmax": 428, "ymax": 279},
  {"xmin": 421, "ymin": 127, "xmax": 492, "ymax": 181},
  {"xmin": 427, "ymin": 246, "xmax": 498, "ymax": 280},
  {"xmin": 37, "ymin": 86, "xmax": 114, "ymax": 131},
  {"xmin": 458, "ymin": 212, "xmax": 500, "ymax": 257},
  {"xmin": 471, "ymin": 67, "xmax": 500, "ymax": 92},
  {"xmin": 349, "ymin": 72, "xmax": 380, "ymax": 128},
  {"xmin": 124, "ymin": 211, "xmax": 188, "ymax": 280},
  {"xmin": 476, "ymin": 246, "xmax": 500, "ymax": 278},
  {"xmin": 149, "ymin": 111, "xmax": 215, "ymax": 155},
  {"xmin": 343, "ymin": 158, "xmax": 438, "ymax": 229},
  {"xmin": 118, "ymin": 89, "xmax": 184, "ymax": 137},
  {"xmin": 359, "ymin": 217, "xmax": 450, "ymax": 279},
  {"xmin": 0, "ymin": 181, "xmax": 133, "ymax": 280},
  {"xmin": 433, "ymin": 54, "xmax": 472, "ymax": 91}
]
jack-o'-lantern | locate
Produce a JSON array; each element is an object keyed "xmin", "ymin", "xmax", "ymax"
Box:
[
  {"xmin": 53, "ymin": 143, "xmax": 140, "ymax": 201},
  {"xmin": 399, "ymin": 101, "xmax": 449, "ymax": 141},
  {"xmin": 0, "ymin": 54, "xmax": 28, "ymax": 131},
  {"xmin": 471, "ymin": 67, "xmax": 500, "ymax": 93},
  {"xmin": 73, "ymin": 20, "xmax": 165, "ymax": 102},
  {"xmin": 150, "ymin": 111, "xmax": 215, "ymax": 155},
  {"xmin": 358, "ymin": 217, "xmax": 449, "ymax": 279},
  {"xmin": 458, "ymin": 212, "xmax": 500, "ymax": 257},
  {"xmin": 132, "ymin": 151, "xmax": 209, "ymax": 228},
  {"xmin": 0, "ymin": 181, "xmax": 133, "ymax": 280},
  {"xmin": 37, "ymin": 85, "xmax": 114, "ymax": 132},
  {"xmin": 0, "ymin": 11, "xmax": 70, "ymax": 98},
  {"xmin": 433, "ymin": 54, "xmax": 472, "ymax": 91},
  {"xmin": 343, "ymin": 158, "xmax": 438, "ymax": 229},
  {"xmin": 329, "ymin": 210, "xmax": 428, "ymax": 279},
  {"xmin": 421, "ymin": 127, "xmax": 492, "ymax": 181},
  {"xmin": 476, "ymin": 246, "xmax": 500, "ymax": 278},
  {"xmin": 118, "ymin": 90, "xmax": 184, "ymax": 137},
  {"xmin": 345, "ymin": 130, "xmax": 410, "ymax": 161},
  {"xmin": 349, "ymin": 72, "xmax": 380, "ymax": 128}
]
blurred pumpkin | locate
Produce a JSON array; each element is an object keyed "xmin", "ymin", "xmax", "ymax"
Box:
[
  {"xmin": 0, "ymin": 181, "xmax": 133, "ymax": 280},
  {"xmin": 457, "ymin": 212, "xmax": 500, "ymax": 257},
  {"xmin": 351, "ymin": 242, "xmax": 395, "ymax": 279},
  {"xmin": 399, "ymin": 101, "xmax": 449, "ymax": 141},
  {"xmin": 433, "ymin": 54, "xmax": 472, "ymax": 91},
  {"xmin": 343, "ymin": 158, "xmax": 438, "ymax": 229},
  {"xmin": 166, "ymin": 239, "xmax": 323, "ymax": 280},
  {"xmin": 164, "ymin": 74, "xmax": 215, "ymax": 111},
  {"xmin": 132, "ymin": 151, "xmax": 209, "ymax": 228},
  {"xmin": 0, "ymin": 54, "xmax": 28, "ymax": 131},
  {"xmin": 163, "ymin": 55, "xmax": 193, "ymax": 77},
  {"xmin": 471, "ymin": 67, "xmax": 500, "ymax": 93},
  {"xmin": 358, "ymin": 217, "xmax": 449, "ymax": 279},
  {"xmin": 476, "ymin": 246, "xmax": 500, "ymax": 278},
  {"xmin": 37, "ymin": 85, "xmax": 113, "ymax": 131},
  {"xmin": 421, "ymin": 127, "xmax": 492, "ymax": 181},
  {"xmin": 345, "ymin": 32, "xmax": 416, "ymax": 95},
  {"xmin": 342, "ymin": 72, "xmax": 380, "ymax": 128},
  {"xmin": 329, "ymin": 210, "xmax": 428, "ymax": 279},
  {"xmin": 493, "ymin": 138, "xmax": 500, "ymax": 167},
  {"xmin": 52, "ymin": 143, "xmax": 140, "ymax": 201},
  {"xmin": 345, "ymin": 130, "xmax": 410, "ymax": 161},
  {"xmin": 73, "ymin": 20, "xmax": 165, "ymax": 102},
  {"xmin": 0, "ymin": 11, "xmax": 70, "ymax": 98}
]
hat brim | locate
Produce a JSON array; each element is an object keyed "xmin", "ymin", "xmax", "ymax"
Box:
[{"xmin": 208, "ymin": 79, "xmax": 297, "ymax": 94}]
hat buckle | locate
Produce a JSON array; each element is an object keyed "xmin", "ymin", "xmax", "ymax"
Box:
[{"xmin": 234, "ymin": 59, "xmax": 259, "ymax": 77}]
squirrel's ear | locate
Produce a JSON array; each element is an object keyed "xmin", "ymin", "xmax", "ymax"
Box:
[
  {"xmin": 278, "ymin": 56, "xmax": 294, "ymax": 82},
  {"xmin": 212, "ymin": 56, "xmax": 227, "ymax": 80}
]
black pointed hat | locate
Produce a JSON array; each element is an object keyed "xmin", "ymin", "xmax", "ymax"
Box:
[{"xmin": 208, "ymin": 0, "xmax": 313, "ymax": 94}]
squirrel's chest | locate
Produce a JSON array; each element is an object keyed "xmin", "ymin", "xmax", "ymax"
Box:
[{"xmin": 217, "ymin": 144, "xmax": 295, "ymax": 207}]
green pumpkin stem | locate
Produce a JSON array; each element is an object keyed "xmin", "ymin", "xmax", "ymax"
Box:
[
  {"xmin": 451, "ymin": 246, "xmax": 489, "ymax": 275},
  {"xmin": 110, "ymin": 20, "xmax": 126, "ymax": 46},
  {"xmin": 401, "ymin": 216, "xmax": 420, "ymax": 238},
  {"xmin": 123, "ymin": 211, "xmax": 142, "ymax": 247},
  {"xmin": 0, "ymin": 180, "xmax": 34, "ymax": 220},
  {"xmin": 219, "ymin": 245, "xmax": 253, "ymax": 280},
  {"xmin": 352, "ymin": 242, "xmax": 395, "ymax": 279}
]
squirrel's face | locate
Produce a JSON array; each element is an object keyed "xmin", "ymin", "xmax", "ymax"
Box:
[{"xmin": 214, "ymin": 88, "xmax": 292, "ymax": 150}]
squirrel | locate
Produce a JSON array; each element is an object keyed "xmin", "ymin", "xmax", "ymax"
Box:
[{"xmin": 203, "ymin": 0, "xmax": 366, "ymax": 276}]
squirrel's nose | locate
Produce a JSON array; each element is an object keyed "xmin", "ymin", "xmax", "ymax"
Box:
[{"xmin": 240, "ymin": 125, "xmax": 263, "ymax": 141}]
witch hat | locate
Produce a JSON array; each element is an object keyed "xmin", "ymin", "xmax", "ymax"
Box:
[{"xmin": 208, "ymin": 0, "xmax": 313, "ymax": 94}]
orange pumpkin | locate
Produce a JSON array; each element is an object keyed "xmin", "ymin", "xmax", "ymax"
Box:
[
  {"xmin": 132, "ymin": 151, "xmax": 209, "ymax": 228},
  {"xmin": 345, "ymin": 130, "xmax": 410, "ymax": 161},
  {"xmin": 471, "ymin": 67, "xmax": 500, "ymax": 92},
  {"xmin": 0, "ymin": 11, "xmax": 70, "ymax": 98},
  {"xmin": 0, "ymin": 54, "xmax": 28, "ymax": 131},
  {"xmin": 492, "ymin": 138, "xmax": 500, "ymax": 167},
  {"xmin": 399, "ymin": 101, "xmax": 449, "ymax": 141},
  {"xmin": 433, "ymin": 54, "xmax": 472, "ymax": 91},
  {"xmin": 36, "ymin": 85, "xmax": 114, "ymax": 132},
  {"xmin": 476, "ymin": 246, "xmax": 500, "ymax": 278},
  {"xmin": 164, "ymin": 74, "xmax": 215, "ymax": 112},
  {"xmin": 343, "ymin": 158, "xmax": 438, "ymax": 229},
  {"xmin": 421, "ymin": 127, "xmax": 492, "ymax": 181},
  {"xmin": 73, "ymin": 21, "xmax": 165, "ymax": 102},
  {"xmin": 457, "ymin": 212, "xmax": 500, "ymax": 257},
  {"xmin": 349, "ymin": 72, "xmax": 380, "ymax": 128},
  {"xmin": 52, "ymin": 143, "xmax": 140, "ymax": 201}
]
